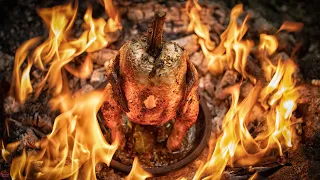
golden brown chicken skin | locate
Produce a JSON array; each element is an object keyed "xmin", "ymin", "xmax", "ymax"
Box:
[{"xmin": 101, "ymin": 11, "xmax": 199, "ymax": 151}]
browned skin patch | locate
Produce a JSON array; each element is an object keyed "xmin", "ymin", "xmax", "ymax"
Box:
[
  {"xmin": 106, "ymin": 53, "xmax": 129, "ymax": 112},
  {"xmin": 102, "ymin": 39, "xmax": 199, "ymax": 151},
  {"xmin": 101, "ymin": 83, "xmax": 126, "ymax": 149},
  {"xmin": 167, "ymin": 58, "xmax": 199, "ymax": 151}
]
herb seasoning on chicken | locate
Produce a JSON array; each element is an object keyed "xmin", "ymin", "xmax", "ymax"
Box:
[{"xmin": 101, "ymin": 10, "xmax": 199, "ymax": 151}]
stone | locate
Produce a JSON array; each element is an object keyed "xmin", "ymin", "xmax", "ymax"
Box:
[
  {"xmin": 190, "ymin": 51, "xmax": 204, "ymax": 67},
  {"xmin": 215, "ymin": 70, "xmax": 239, "ymax": 100},
  {"xmin": 203, "ymin": 73, "xmax": 215, "ymax": 97},
  {"xmin": 198, "ymin": 56, "xmax": 209, "ymax": 74},
  {"xmin": 173, "ymin": 35, "xmax": 199, "ymax": 55},
  {"xmin": 127, "ymin": 8, "xmax": 144, "ymax": 21},
  {"xmin": 167, "ymin": 7, "xmax": 180, "ymax": 22},
  {"xmin": 89, "ymin": 48, "xmax": 118, "ymax": 65},
  {"xmin": 90, "ymin": 67, "xmax": 106, "ymax": 86}
]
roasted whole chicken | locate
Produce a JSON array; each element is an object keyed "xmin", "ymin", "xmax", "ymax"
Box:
[{"xmin": 101, "ymin": 11, "xmax": 199, "ymax": 151}]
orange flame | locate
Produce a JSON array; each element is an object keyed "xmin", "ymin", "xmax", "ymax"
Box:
[
  {"xmin": 5, "ymin": 0, "xmax": 302, "ymax": 179},
  {"xmin": 186, "ymin": 0, "xmax": 215, "ymax": 51},
  {"xmin": 277, "ymin": 21, "xmax": 304, "ymax": 33},
  {"xmin": 187, "ymin": 3, "xmax": 255, "ymax": 82},
  {"xmin": 102, "ymin": 0, "xmax": 122, "ymax": 32},
  {"xmin": 5, "ymin": 1, "xmax": 123, "ymax": 179},
  {"xmin": 10, "ymin": 90, "xmax": 119, "ymax": 179},
  {"xmin": 258, "ymin": 34, "xmax": 278, "ymax": 81},
  {"xmin": 190, "ymin": 59, "xmax": 299, "ymax": 179},
  {"xmin": 10, "ymin": 1, "xmax": 122, "ymax": 103},
  {"xmin": 187, "ymin": 1, "xmax": 301, "ymax": 179},
  {"xmin": 125, "ymin": 157, "xmax": 152, "ymax": 180}
]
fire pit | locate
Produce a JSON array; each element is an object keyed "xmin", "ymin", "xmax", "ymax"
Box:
[
  {"xmin": 97, "ymin": 97, "xmax": 211, "ymax": 175},
  {"xmin": 94, "ymin": 80, "xmax": 211, "ymax": 175},
  {"xmin": 1, "ymin": 0, "xmax": 320, "ymax": 180}
]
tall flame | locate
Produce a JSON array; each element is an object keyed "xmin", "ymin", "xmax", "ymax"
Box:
[
  {"xmin": 5, "ymin": 1, "xmax": 123, "ymax": 179},
  {"xmin": 9, "ymin": 0, "xmax": 122, "ymax": 104},
  {"xmin": 187, "ymin": 1, "xmax": 301, "ymax": 179},
  {"xmin": 187, "ymin": 2, "xmax": 255, "ymax": 83},
  {"xmin": 11, "ymin": 91, "xmax": 119, "ymax": 179},
  {"xmin": 4, "ymin": 0, "xmax": 303, "ymax": 179},
  {"xmin": 190, "ymin": 59, "xmax": 299, "ymax": 179}
]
